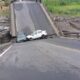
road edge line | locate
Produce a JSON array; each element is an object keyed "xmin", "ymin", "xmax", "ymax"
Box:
[{"xmin": 0, "ymin": 45, "xmax": 12, "ymax": 57}]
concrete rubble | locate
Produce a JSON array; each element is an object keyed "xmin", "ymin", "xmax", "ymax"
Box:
[{"xmin": 0, "ymin": 16, "xmax": 11, "ymax": 44}]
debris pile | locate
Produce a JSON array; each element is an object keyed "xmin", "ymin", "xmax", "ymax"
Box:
[
  {"xmin": 0, "ymin": 16, "xmax": 11, "ymax": 44},
  {"xmin": 50, "ymin": 14, "xmax": 80, "ymax": 38}
]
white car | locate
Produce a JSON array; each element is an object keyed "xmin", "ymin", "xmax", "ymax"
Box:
[{"xmin": 26, "ymin": 30, "xmax": 47, "ymax": 40}]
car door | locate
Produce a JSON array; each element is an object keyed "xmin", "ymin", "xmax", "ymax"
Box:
[
  {"xmin": 32, "ymin": 32, "xmax": 38, "ymax": 39},
  {"xmin": 36, "ymin": 31, "xmax": 42, "ymax": 38},
  {"xmin": 33, "ymin": 31, "xmax": 41, "ymax": 39}
]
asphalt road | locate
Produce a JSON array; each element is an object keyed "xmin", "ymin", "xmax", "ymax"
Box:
[
  {"xmin": 0, "ymin": 1, "xmax": 80, "ymax": 80},
  {"xmin": 45, "ymin": 37, "xmax": 80, "ymax": 50},
  {"xmin": 0, "ymin": 38, "xmax": 80, "ymax": 80},
  {"xmin": 14, "ymin": 1, "xmax": 54, "ymax": 35}
]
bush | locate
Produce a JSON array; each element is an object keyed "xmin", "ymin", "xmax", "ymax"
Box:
[{"xmin": 43, "ymin": 0, "xmax": 80, "ymax": 16}]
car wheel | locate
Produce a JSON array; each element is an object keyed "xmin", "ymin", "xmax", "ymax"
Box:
[
  {"xmin": 42, "ymin": 35, "xmax": 45, "ymax": 39},
  {"xmin": 45, "ymin": 35, "xmax": 47, "ymax": 39},
  {"xmin": 29, "ymin": 38, "xmax": 33, "ymax": 41}
]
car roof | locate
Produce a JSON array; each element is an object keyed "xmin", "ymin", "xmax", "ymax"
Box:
[{"xmin": 34, "ymin": 30, "xmax": 42, "ymax": 32}]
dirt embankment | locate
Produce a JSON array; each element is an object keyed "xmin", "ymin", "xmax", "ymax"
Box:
[
  {"xmin": 0, "ymin": 16, "xmax": 11, "ymax": 44},
  {"xmin": 49, "ymin": 13, "xmax": 80, "ymax": 38}
]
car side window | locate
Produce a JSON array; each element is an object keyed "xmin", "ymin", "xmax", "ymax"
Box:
[{"xmin": 32, "ymin": 32, "xmax": 37, "ymax": 36}]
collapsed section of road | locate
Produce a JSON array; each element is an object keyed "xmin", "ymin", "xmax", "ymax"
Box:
[{"xmin": 10, "ymin": 1, "xmax": 60, "ymax": 37}]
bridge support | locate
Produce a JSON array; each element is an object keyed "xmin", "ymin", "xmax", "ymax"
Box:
[{"xmin": 10, "ymin": 3, "xmax": 17, "ymax": 37}]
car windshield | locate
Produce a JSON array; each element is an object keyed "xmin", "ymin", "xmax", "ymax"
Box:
[
  {"xmin": 31, "ymin": 32, "xmax": 37, "ymax": 36},
  {"xmin": 17, "ymin": 32, "xmax": 25, "ymax": 37}
]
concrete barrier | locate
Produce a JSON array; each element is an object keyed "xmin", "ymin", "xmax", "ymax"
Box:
[{"xmin": 10, "ymin": 3, "xmax": 17, "ymax": 37}]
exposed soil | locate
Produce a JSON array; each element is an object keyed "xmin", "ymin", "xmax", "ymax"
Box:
[{"xmin": 49, "ymin": 13, "xmax": 80, "ymax": 38}]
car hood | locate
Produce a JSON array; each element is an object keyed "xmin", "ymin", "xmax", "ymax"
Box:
[{"xmin": 27, "ymin": 35, "xmax": 32, "ymax": 38}]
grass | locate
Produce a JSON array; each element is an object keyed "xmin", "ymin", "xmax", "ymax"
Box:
[{"xmin": 43, "ymin": 0, "xmax": 80, "ymax": 16}]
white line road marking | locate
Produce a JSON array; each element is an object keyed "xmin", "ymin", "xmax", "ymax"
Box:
[{"xmin": 0, "ymin": 45, "xmax": 12, "ymax": 57}]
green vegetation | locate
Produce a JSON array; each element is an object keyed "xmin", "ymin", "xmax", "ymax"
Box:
[{"xmin": 43, "ymin": 0, "xmax": 80, "ymax": 16}]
